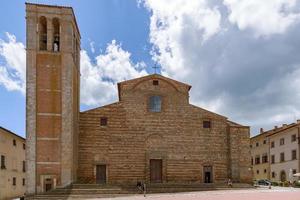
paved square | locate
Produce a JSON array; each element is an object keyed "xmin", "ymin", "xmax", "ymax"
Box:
[{"xmin": 94, "ymin": 187, "xmax": 300, "ymax": 200}]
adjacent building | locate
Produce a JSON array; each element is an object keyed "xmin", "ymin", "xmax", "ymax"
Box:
[
  {"xmin": 25, "ymin": 3, "xmax": 252, "ymax": 196},
  {"xmin": 250, "ymin": 120, "xmax": 300, "ymax": 182},
  {"xmin": 0, "ymin": 127, "xmax": 26, "ymax": 199}
]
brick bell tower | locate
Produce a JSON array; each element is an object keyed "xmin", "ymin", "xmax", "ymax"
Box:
[{"xmin": 25, "ymin": 3, "xmax": 80, "ymax": 194}]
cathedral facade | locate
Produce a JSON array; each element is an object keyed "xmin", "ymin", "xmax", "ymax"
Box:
[{"xmin": 25, "ymin": 3, "xmax": 252, "ymax": 195}]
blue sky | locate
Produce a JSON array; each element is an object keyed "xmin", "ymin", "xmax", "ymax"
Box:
[{"xmin": 1, "ymin": 0, "xmax": 300, "ymax": 138}]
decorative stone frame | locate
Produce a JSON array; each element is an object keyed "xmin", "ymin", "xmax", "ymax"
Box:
[{"xmin": 145, "ymin": 151, "xmax": 167, "ymax": 184}]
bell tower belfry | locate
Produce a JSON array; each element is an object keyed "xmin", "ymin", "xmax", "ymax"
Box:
[{"xmin": 26, "ymin": 3, "xmax": 80, "ymax": 194}]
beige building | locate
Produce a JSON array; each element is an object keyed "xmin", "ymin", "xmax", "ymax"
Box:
[
  {"xmin": 250, "ymin": 129, "xmax": 271, "ymax": 180},
  {"xmin": 250, "ymin": 120, "xmax": 300, "ymax": 182},
  {"xmin": 0, "ymin": 127, "xmax": 26, "ymax": 199},
  {"xmin": 269, "ymin": 121, "xmax": 300, "ymax": 182}
]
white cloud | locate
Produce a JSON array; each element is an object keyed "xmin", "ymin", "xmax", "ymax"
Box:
[
  {"xmin": 0, "ymin": 32, "xmax": 26, "ymax": 93},
  {"xmin": 0, "ymin": 33, "xmax": 147, "ymax": 107},
  {"xmin": 143, "ymin": 0, "xmax": 221, "ymax": 79},
  {"xmin": 223, "ymin": 0, "xmax": 300, "ymax": 37},
  {"xmin": 80, "ymin": 40, "xmax": 148, "ymax": 106}
]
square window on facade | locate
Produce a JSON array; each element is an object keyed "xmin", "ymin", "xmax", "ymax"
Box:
[
  {"xmin": 13, "ymin": 139, "xmax": 16, "ymax": 146},
  {"xmin": 292, "ymin": 134, "xmax": 297, "ymax": 142},
  {"xmin": 293, "ymin": 169, "xmax": 297, "ymax": 175},
  {"xmin": 203, "ymin": 120, "xmax": 211, "ymax": 129},
  {"xmin": 100, "ymin": 117, "xmax": 107, "ymax": 126},
  {"xmin": 149, "ymin": 96, "xmax": 162, "ymax": 112},
  {"xmin": 13, "ymin": 177, "xmax": 16, "ymax": 186},
  {"xmin": 271, "ymin": 141, "xmax": 275, "ymax": 148},
  {"xmin": 292, "ymin": 150, "xmax": 297, "ymax": 160},
  {"xmin": 280, "ymin": 138, "xmax": 284, "ymax": 145},
  {"xmin": 153, "ymin": 80, "xmax": 159, "ymax": 85},
  {"xmin": 280, "ymin": 152, "xmax": 285, "ymax": 162},
  {"xmin": 256, "ymin": 142, "xmax": 259, "ymax": 147},
  {"xmin": 263, "ymin": 140, "xmax": 266, "ymax": 144}
]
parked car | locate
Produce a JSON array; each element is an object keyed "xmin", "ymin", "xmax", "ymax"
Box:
[{"xmin": 254, "ymin": 179, "xmax": 271, "ymax": 187}]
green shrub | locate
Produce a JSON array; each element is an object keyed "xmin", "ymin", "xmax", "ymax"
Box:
[
  {"xmin": 283, "ymin": 181, "xmax": 290, "ymax": 187},
  {"xmin": 294, "ymin": 181, "xmax": 300, "ymax": 188},
  {"xmin": 271, "ymin": 182, "xmax": 278, "ymax": 186}
]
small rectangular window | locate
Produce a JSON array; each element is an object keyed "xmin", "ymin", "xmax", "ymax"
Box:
[
  {"xmin": 100, "ymin": 117, "xmax": 107, "ymax": 126},
  {"xmin": 1, "ymin": 155, "xmax": 6, "ymax": 169},
  {"xmin": 203, "ymin": 120, "xmax": 211, "ymax": 128},
  {"xmin": 255, "ymin": 156, "xmax": 260, "ymax": 164},
  {"xmin": 271, "ymin": 155, "xmax": 275, "ymax": 164},
  {"xmin": 280, "ymin": 138, "xmax": 284, "ymax": 145},
  {"xmin": 23, "ymin": 143, "xmax": 26, "ymax": 150},
  {"xmin": 149, "ymin": 96, "xmax": 161, "ymax": 112},
  {"xmin": 256, "ymin": 170, "xmax": 259, "ymax": 174},
  {"xmin": 256, "ymin": 142, "xmax": 259, "ymax": 147},
  {"xmin": 272, "ymin": 172, "xmax": 275, "ymax": 178},
  {"xmin": 264, "ymin": 169, "xmax": 267, "ymax": 173},
  {"xmin": 262, "ymin": 154, "xmax": 268, "ymax": 163},
  {"xmin": 263, "ymin": 140, "xmax": 266, "ymax": 144},
  {"xmin": 13, "ymin": 177, "xmax": 16, "ymax": 186},
  {"xmin": 153, "ymin": 80, "xmax": 159, "ymax": 85},
  {"xmin": 280, "ymin": 152, "xmax": 285, "ymax": 162},
  {"xmin": 23, "ymin": 178, "xmax": 25, "ymax": 186},
  {"xmin": 271, "ymin": 141, "xmax": 275, "ymax": 148},
  {"xmin": 22, "ymin": 161, "xmax": 26, "ymax": 172},
  {"xmin": 13, "ymin": 139, "xmax": 16, "ymax": 146},
  {"xmin": 292, "ymin": 134, "xmax": 297, "ymax": 142},
  {"xmin": 292, "ymin": 150, "xmax": 297, "ymax": 160},
  {"xmin": 293, "ymin": 169, "xmax": 297, "ymax": 175}
]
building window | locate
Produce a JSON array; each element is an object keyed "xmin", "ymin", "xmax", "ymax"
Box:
[
  {"xmin": 23, "ymin": 143, "xmax": 26, "ymax": 150},
  {"xmin": 13, "ymin": 139, "xmax": 16, "ymax": 146},
  {"xmin": 1, "ymin": 155, "xmax": 6, "ymax": 169},
  {"xmin": 292, "ymin": 134, "xmax": 297, "ymax": 142},
  {"xmin": 280, "ymin": 138, "xmax": 285, "ymax": 145},
  {"xmin": 264, "ymin": 169, "xmax": 267, "ymax": 173},
  {"xmin": 203, "ymin": 120, "xmax": 211, "ymax": 129},
  {"xmin": 272, "ymin": 172, "xmax": 275, "ymax": 178},
  {"xmin": 255, "ymin": 156, "xmax": 260, "ymax": 164},
  {"xmin": 256, "ymin": 170, "xmax": 259, "ymax": 174},
  {"xmin": 39, "ymin": 16, "xmax": 47, "ymax": 51},
  {"xmin": 293, "ymin": 169, "xmax": 297, "ymax": 175},
  {"xmin": 251, "ymin": 157, "xmax": 253, "ymax": 165},
  {"xmin": 271, "ymin": 155, "xmax": 275, "ymax": 164},
  {"xmin": 271, "ymin": 141, "xmax": 275, "ymax": 148},
  {"xmin": 250, "ymin": 144, "xmax": 252, "ymax": 148},
  {"xmin": 263, "ymin": 140, "xmax": 266, "ymax": 144},
  {"xmin": 256, "ymin": 142, "xmax": 259, "ymax": 147},
  {"xmin": 13, "ymin": 177, "xmax": 16, "ymax": 186},
  {"xmin": 22, "ymin": 161, "xmax": 26, "ymax": 172},
  {"xmin": 22, "ymin": 178, "xmax": 25, "ymax": 186},
  {"xmin": 292, "ymin": 150, "xmax": 297, "ymax": 160},
  {"xmin": 280, "ymin": 152, "xmax": 285, "ymax": 162},
  {"xmin": 153, "ymin": 80, "xmax": 159, "ymax": 85},
  {"xmin": 52, "ymin": 18, "xmax": 60, "ymax": 52},
  {"xmin": 100, "ymin": 117, "xmax": 107, "ymax": 126},
  {"xmin": 149, "ymin": 96, "xmax": 161, "ymax": 112},
  {"xmin": 262, "ymin": 154, "xmax": 268, "ymax": 163}
]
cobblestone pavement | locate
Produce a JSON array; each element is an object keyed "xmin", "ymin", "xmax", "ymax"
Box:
[{"xmin": 93, "ymin": 187, "xmax": 300, "ymax": 200}]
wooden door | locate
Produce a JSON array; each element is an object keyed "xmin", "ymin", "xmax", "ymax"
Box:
[
  {"xmin": 96, "ymin": 165, "xmax": 106, "ymax": 184},
  {"xmin": 150, "ymin": 159, "xmax": 162, "ymax": 183},
  {"xmin": 203, "ymin": 166, "xmax": 213, "ymax": 183}
]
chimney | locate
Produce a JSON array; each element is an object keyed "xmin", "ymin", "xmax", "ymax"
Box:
[
  {"xmin": 274, "ymin": 126, "xmax": 278, "ymax": 130},
  {"xmin": 297, "ymin": 119, "xmax": 300, "ymax": 124},
  {"xmin": 282, "ymin": 124, "xmax": 287, "ymax": 128},
  {"xmin": 260, "ymin": 128, "xmax": 264, "ymax": 133}
]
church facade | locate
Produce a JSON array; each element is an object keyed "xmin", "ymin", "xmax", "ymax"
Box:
[{"xmin": 25, "ymin": 3, "xmax": 252, "ymax": 195}]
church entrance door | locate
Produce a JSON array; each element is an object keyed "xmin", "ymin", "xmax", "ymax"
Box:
[
  {"xmin": 203, "ymin": 166, "xmax": 213, "ymax": 183},
  {"xmin": 150, "ymin": 159, "xmax": 162, "ymax": 183},
  {"xmin": 96, "ymin": 165, "xmax": 106, "ymax": 184}
]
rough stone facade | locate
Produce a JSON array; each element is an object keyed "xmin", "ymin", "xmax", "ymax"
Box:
[{"xmin": 78, "ymin": 75, "xmax": 252, "ymax": 185}]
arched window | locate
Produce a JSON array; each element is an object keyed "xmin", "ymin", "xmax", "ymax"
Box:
[
  {"xmin": 39, "ymin": 16, "xmax": 47, "ymax": 50},
  {"xmin": 149, "ymin": 96, "xmax": 161, "ymax": 112},
  {"xmin": 52, "ymin": 18, "xmax": 60, "ymax": 52}
]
